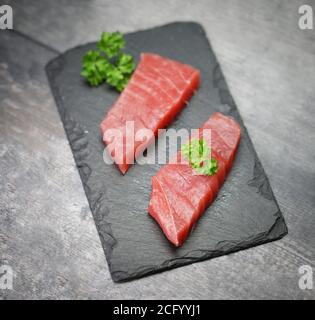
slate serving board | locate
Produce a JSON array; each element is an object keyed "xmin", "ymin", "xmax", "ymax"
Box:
[{"xmin": 46, "ymin": 22, "xmax": 288, "ymax": 282}]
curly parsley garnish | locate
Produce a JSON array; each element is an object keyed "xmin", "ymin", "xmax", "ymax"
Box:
[
  {"xmin": 81, "ymin": 32, "xmax": 135, "ymax": 92},
  {"xmin": 181, "ymin": 138, "xmax": 218, "ymax": 176}
]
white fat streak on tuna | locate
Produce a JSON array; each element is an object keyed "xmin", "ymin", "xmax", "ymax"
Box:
[
  {"xmin": 147, "ymin": 65, "xmax": 182, "ymax": 95},
  {"xmin": 136, "ymin": 70, "xmax": 175, "ymax": 101},
  {"xmin": 168, "ymin": 61, "xmax": 191, "ymax": 85}
]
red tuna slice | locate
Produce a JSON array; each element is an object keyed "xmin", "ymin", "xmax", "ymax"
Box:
[
  {"xmin": 100, "ymin": 53, "xmax": 200, "ymax": 174},
  {"xmin": 148, "ymin": 112, "xmax": 241, "ymax": 247}
]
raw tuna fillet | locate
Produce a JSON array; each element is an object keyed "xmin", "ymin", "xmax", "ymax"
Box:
[
  {"xmin": 100, "ymin": 53, "xmax": 200, "ymax": 174},
  {"xmin": 148, "ymin": 112, "xmax": 241, "ymax": 246}
]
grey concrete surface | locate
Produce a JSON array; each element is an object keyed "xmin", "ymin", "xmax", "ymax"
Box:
[{"xmin": 0, "ymin": 0, "xmax": 315, "ymax": 299}]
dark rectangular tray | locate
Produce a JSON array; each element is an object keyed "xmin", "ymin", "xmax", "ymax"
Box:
[{"xmin": 46, "ymin": 22, "xmax": 287, "ymax": 282}]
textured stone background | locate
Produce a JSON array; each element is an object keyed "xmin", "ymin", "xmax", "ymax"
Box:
[{"xmin": 0, "ymin": 0, "xmax": 315, "ymax": 299}]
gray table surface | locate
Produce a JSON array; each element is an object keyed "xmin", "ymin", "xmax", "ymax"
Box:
[{"xmin": 0, "ymin": 0, "xmax": 314, "ymax": 300}]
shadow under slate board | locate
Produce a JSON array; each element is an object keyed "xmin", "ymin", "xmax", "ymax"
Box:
[{"xmin": 46, "ymin": 22, "xmax": 288, "ymax": 282}]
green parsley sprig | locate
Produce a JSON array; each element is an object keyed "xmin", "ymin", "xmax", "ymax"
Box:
[
  {"xmin": 181, "ymin": 138, "xmax": 218, "ymax": 176},
  {"xmin": 81, "ymin": 32, "xmax": 135, "ymax": 92}
]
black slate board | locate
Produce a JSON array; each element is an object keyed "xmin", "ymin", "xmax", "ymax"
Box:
[{"xmin": 46, "ymin": 22, "xmax": 288, "ymax": 282}]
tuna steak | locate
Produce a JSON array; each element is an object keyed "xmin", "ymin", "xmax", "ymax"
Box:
[
  {"xmin": 100, "ymin": 53, "xmax": 200, "ymax": 174},
  {"xmin": 148, "ymin": 112, "xmax": 241, "ymax": 246}
]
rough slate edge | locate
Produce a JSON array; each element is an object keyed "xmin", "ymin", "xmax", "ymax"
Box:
[{"xmin": 45, "ymin": 22, "xmax": 288, "ymax": 282}]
